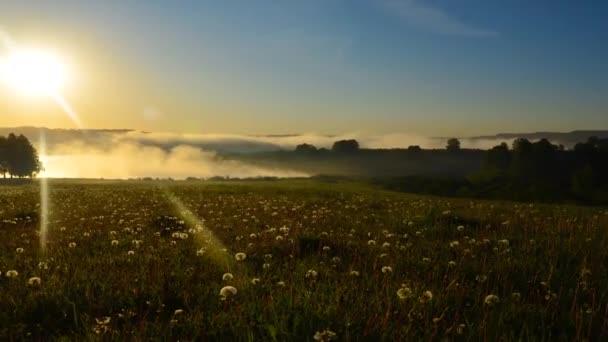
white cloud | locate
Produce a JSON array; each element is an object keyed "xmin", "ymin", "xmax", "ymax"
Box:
[{"xmin": 382, "ymin": 0, "xmax": 498, "ymax": 37}]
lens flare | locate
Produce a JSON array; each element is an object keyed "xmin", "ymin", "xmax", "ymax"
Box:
[
  {"xmin": 39, "ymin": 130, "xmax": 49, "ymax": 252},
  {"xmin": 161, "ymin": 187, "xmax": 232, "ymax": 268}
]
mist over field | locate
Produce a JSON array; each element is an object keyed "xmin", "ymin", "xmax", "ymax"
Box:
[{"xmin": 5, "ymin": 127, "xmax": 604, "ymax": 179}]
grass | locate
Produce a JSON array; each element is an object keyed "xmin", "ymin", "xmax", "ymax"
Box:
[{"xmin": 1, "ymin": 179, "xmax": 607, "ymax": 340}]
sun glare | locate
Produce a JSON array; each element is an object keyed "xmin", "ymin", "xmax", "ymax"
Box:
[{"xmin": 0, "ymin": 48, "xmax": 67, "ymax": 96}]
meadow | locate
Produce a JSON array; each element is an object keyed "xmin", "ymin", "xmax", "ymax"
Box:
[{"xmin": 1, "ymin": 179, "xmax": 607, "ymax": 340}]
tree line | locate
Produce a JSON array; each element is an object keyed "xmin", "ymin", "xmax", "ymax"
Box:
[
  {"xmin": 474, "ymin": 137, "xmax": 608, "ymax": 201},
  {"xmin": 0, "ymin": 134, "xmax": 42, "ymax": 178},
  {"xmin": 293, "ymin": 136, "xmax": 608, "ymax": 203}
]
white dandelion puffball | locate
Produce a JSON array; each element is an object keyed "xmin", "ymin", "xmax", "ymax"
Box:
[
  {"xmin": 6, "ymin": 270, "xmax": 19, "ymax": 278},
  {"xmin": 306, "ymin": 270, "xmax": 318, "ymax": 279},
  {"xmin": 222, "ymin": 273, "xmax": 234, "ymax": 281},
  {"xmin": 111, "ymin": 240, "xmax": 119, "ymax": 246},
  {"xmin": 349, "ymin": 270, "xmax": 360, "ymax": 277},
  {"xmin": 484, "ymin": 294, "xmax": 500, "ymax": 306},
  {"xmin": 28, "ymin": 277, "xmax": 42, "ymax": 287},
  {"xmin": 420, "ymin": 290, "xmax": 433, "ymax": 303},
  {"xmin": 235, "ymin": 252, "xmax": 247, "ymax": 261},
  {"xmin": 68, "ymin": 242, "xmax": 77, "ymax": 248},
  {"xmin": 16, "ymin": 247, "xmax": 24, "ymax": 254},
  {"xmin": 397, "ymin": 286, "xmax": 413, "ymax": 300},
  {"xmin": 220, "ymin": 286, "xmax": 237, "ymax": 298},
  {"xmin": 251, "ymin": 278, "xmax": 261, "ymax": 285},
  {"xmin": 381, "ymin": 266, "xmax": 393, "ymax": 274}
]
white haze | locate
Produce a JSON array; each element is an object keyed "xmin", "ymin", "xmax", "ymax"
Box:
[{"xmin": 29, "ymin": 130, "xmax": 516, "ymax": 179}]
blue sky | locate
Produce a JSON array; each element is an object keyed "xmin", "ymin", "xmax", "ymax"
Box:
[{"xmin": 0, "ymin": 0, "xmax": 606, "ymax": 135}]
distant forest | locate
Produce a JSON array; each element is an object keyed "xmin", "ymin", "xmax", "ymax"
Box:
[
  {"xmin": 0, "ymin": 134, "xmax": 42, "ymax": 178},
  {"xmin": 227, "ymin": 136, "xmax": 608, "ymax": 204}
]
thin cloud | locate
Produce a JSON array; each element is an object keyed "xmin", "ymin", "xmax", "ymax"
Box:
[{"xmin": 382, "ymin": 0, "xmax": 498, "ymax": 37}]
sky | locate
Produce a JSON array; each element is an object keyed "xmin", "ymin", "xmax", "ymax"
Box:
[{"xmin": 0, "ymin": 0, "xmax": 607, "ymax": 137}]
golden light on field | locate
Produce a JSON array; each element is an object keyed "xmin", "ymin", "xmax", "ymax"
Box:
[{"xmin": 0, "ymin": 48, "xmax": 67, "ymax": 96}]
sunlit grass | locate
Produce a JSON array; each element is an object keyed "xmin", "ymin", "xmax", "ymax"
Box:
[{"xmin": 0, "ymin": 179, "xmax": 607, "ymax": 340}]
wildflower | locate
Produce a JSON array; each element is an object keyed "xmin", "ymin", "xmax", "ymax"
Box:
[
  {"xmin": 367, "ymin": 240, "xmax": 376, "ymax": 246},
  {"xmin": 422, "ymin": 257, "xmax": 431, "ymax": 263},
  {"xmin": 38, "ymin": 261, "xmax": 49, "ymax": 270},
  {"xmin": 263, "ymin": 263, "xmax": 271, "ymax": 269},
  {"xmin": 6, "ymin": 270, "xmax": 18, "ymax": 278},
  {"xmin": 174, "ymin": 309, "xmax": 184, "ymax": 315},
  {"xmin": 132, "ymin": 240, "xmax": 143, "ymax": 247},
  {"xmin": 449, "ymin": 241, "xmax": 459, "ymax": 248},
  {"xmin": 220, "ymin": 286, "xmax": 237, "ymax": 299},
  {"xmin": 275, "ymin": 235, "xmax": 284, "ymax": 241},
  {"xmin": 196, "ymin": 248, "xmax": 205, "ymax": 256},
  {"xmin": 313, "ymin": 329, "xmax": 337, "ymax": 341},
  {"xmin": 306, "ymin": 270, "xmax": 318, "ymax": 279},
  {"xmin": 127, "ymin": 250, "xmax": 135, "ymax": 256},
  {"xmin": 382, "ymin": 242, "xmax": 391, "ymax": 249},
  {"xmin": 322, "ymin": 246, "xmax": 331, "ymax": 251},
  {"xmin": 349, "ymin": 270, "xmax": 360, "ymax": 277},
  {"xmin": 512, "ymin": 292, "xmax": 521, "ymax": 301},
  {"xmin": 497, "ymin": 239, "xmax": 509, "ymax": 247},
  {"xmin": 249, "ymin": 233, "xmax": 257, "ymax": 239},
  {"xmin": 397, "ymin": 286, "xmax": 413, "ymax": 300},
  {"xmin": 68, "ymin": 242, "xmax": 77, "ymax": 248},
  {"xmin": 95, "ymin": 316, "xmax": 111, "ymax": 325},
  {"xmin": 420, "ymin": 290, "xmax": 433, "ymax": 303},
  {"xmin": 16, "ymin": 247, "xmax": 24, "ymax": 254},
  {"xmin": 484, "ymin": 294, "xmax": 500, "ymax": 306},
  {"xmin": 235, "ymin": 252, "xmax": 247, "ymax": 261},
  {"xmin": 447, "ymin": 260, "xmax": 457, "ymax": 268},
  {"xmin": 222, "ymin": 273, "xmax": 234, "ymax": 281},
  {"xmin": 27, "ymin": 276, "xmax": 41, "ymax": 287},
  {"xmin": 456, "ymin": 225, "xmax": 464, "ymax": 232},
  {"xmin": 111, "ymin": 240, "xmax": 119, "ymax": 246},
  {"xmin": 277, "ymin": 281, "xmax": 286, "ymax": 287},
  {"xmin": 251, "ymin": 278, "xmax": 261, "ymax": 285},
  {"xmin": 381, "ymin": 266, "xmax": 393, "ymax": 274}
]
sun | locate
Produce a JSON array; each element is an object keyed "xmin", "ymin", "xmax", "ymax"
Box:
[{"xmin": 0, "ymin": 48, "xmax": 67, "ymax": 96}]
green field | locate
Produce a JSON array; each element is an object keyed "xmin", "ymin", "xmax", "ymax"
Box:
[{"xmin": 1, "ymin": 179, "xmax": 607, "ymax": 340}]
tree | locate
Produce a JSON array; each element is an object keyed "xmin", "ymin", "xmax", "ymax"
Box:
[
  {"xmin": 446, "ymin": 138, "xmax": 461, "ymax": 152},
  {"xmin": 484, "ymin": 142, "xmax": 511, "ymax": 171},
  {"xmin": 3, "ymin": 134, "xmax": 42, "ymax": 178},
  {"xmin": 0, "ymin": 136, "xmax": 7, "ymax": 178},
  {"xmin": 332, "ymin": 139, "xmax": 359, "ymax": 153},
  {"xmin": 295, "ymin": 143, "xmax": 318, "ymax": 153},
  {"xmin": 407, "ymin": 145, "xmax": 422, "ymax": 152}
]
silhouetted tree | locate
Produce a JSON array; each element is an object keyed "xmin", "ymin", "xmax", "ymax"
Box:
[
  {"xmin": 2, "ymin": 134, "xmax": 42, "ymax": 178},
  {"xmin": 332, "ymin": 139, "xmax": 359, "ymax": 153},
  {"xmin": 484, "ymin": 142, "xmax": 511, "ymax": 171},
  {"xmin": 0, "ymin": 136, "xmax": 7, "ymax": 178},
  {"xmin": 407, "ymin": 145, "xmax": 422, "ymax": 152},
  {"xmin": 446, "ymin": 138, "xmax": 461, "ymax": 152},
  {"xmin": 295, "ymin": 143, "xmax": 318, "ymax": 153}
]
